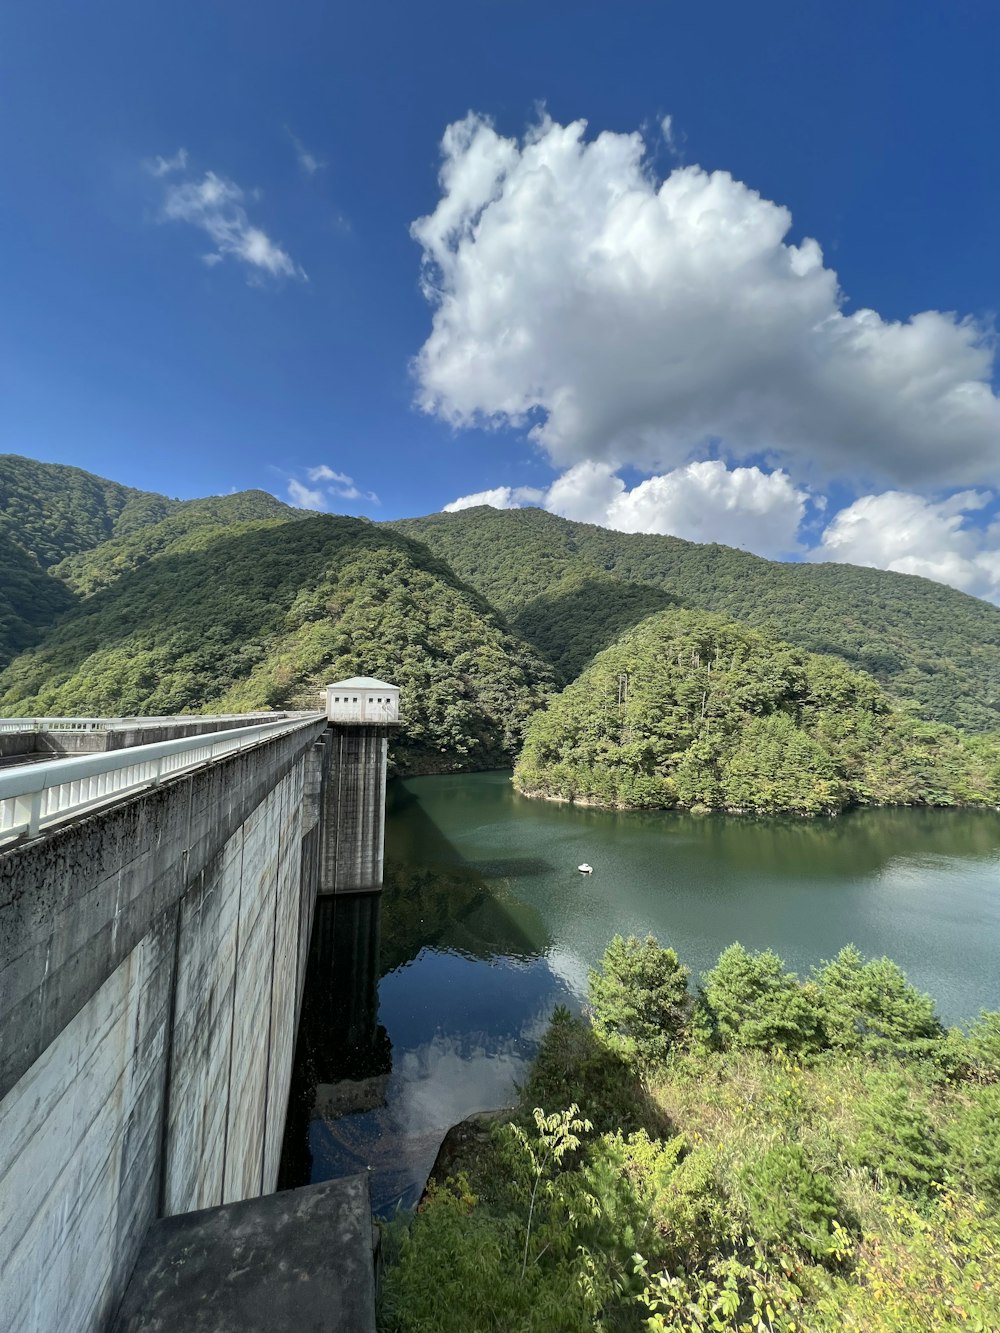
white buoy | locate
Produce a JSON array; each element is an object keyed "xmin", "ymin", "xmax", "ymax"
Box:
[{"xmin": 577, "ymin": 863, "xmax": 593, "ymax": 874}]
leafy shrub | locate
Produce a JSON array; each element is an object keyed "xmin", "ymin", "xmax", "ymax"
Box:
[
  {"xmin": 945, "ymin": 1084, "xmax": 1000, "ymax": 1202},
  {"xmin": 966, "ymin": 1009, "xmax": 1000, "ymax": 1081},
  {"xmin": 850, "ymin": 1071, "xmax": 945, "ymax": 1195},
  {"xmin": 814, "ymin": 1191, "xmax": 1000, "ymax": 1331},
  {"xmin": 518, "ymin": 1005, "xmax": 669, "ymax": 1137},
  {"xmin": 378, "ymin": 1171, "xmax": 599, "ymax": 1333},
  {"xmin": 738, "ymin": 1143, "xmax": 845, "ymax": 1261}
]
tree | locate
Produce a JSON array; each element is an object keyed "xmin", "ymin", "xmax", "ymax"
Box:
[
  {"xmin": 814, "ymin": 945, "xmax": 943, "ymax": 1057},
  {"xmin": 699, "ymin": 943, "xmax": 823, "ymax": 1054},
  {"xmin": 588, "ymin": 935, "xmax": 690, "ymax": 1068}
]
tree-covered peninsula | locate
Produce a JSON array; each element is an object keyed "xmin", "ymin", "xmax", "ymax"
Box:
[{"xmin": 514, "ymin": 609, "xmax": 1000, "ymax": 815}]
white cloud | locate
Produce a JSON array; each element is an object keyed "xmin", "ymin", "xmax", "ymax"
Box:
[
  {"xmin": 308, "ymin": 465, "xmax": 353, "ymax": 485},
  {"xmin": 445, "ymin": 459, "xmax": 808, "ymax": 556},
  {"xmin": 814, "ymin": 490, "xmax": 1000, "ymax": 601},
  {"xmin": 444, "ymin": 484, "xmax": 545, "ymax": 512},
  {"xmin": 144, "ymin": 147, "xmax": 188, "ymax": 177},
  {"xmin": 413, "ymin": 114, "xmax": 1000, "ymax": 488},
  {"xmin": 288, "ymin": 464, "xmax": 379, "ymax": 507},
  {"xmin": 659, "ymin": 114, "xmax": 684, "ymax": 158},
  {"xmin": 288, "ymin": 479, "xmax": 326, "ymax": 509},
  {"xmin": 287, "ymin": 129, "xmax": 325, "ymax": 176},
  {"xmin": 153, "ymin": 161, "xmax": 306, "ymax": 280}
]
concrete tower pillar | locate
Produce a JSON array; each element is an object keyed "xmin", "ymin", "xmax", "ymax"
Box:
[{"xmin": 319, "ymin": 677, "xmax": 400, "ymax": 895}]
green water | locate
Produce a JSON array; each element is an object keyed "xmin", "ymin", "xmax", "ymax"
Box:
[{"xmin": 296, "ymin": 771, "xmax": 1000, "ymax": 1213}]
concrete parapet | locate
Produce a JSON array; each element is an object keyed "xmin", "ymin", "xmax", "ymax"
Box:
[{"xmin": 111, "ymin": 1175, "xmax": 376, "ymax": 1333}]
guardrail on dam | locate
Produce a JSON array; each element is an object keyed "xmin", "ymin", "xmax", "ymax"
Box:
[{"xmin": 0, "ymin": 702, "xmax": 393, "ymax": 1332}]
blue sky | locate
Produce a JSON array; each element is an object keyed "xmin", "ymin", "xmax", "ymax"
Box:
[{"xmin": 3, "ymin": 1, "xmax": 1000, "ymax": 597}]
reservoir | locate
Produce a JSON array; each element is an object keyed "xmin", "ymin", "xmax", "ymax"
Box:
[{"xmin": 281, "ymin": 771, "xmax": 1000, "ymax": 1212}]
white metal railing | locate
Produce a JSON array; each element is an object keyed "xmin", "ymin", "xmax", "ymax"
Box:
[
  {"xmin": 0, "ymin": 713, "xmax": 325, "ymax": 848},
  {"xmin": 0, "ymin": 713, "xmax": 296, "ymax": 734}
]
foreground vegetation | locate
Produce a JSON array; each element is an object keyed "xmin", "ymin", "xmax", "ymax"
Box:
[
  {"xmin": 379, "ymin": 936, "xmax": 1000, "ymax": 1332},
  {"xmin": 515, "ymin": 609, "xmax": 1000, "ymax": 814}
]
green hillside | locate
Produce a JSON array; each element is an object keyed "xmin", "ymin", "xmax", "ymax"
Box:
[
  {"xmin": 514, "ymin": 608, "xmax": 1000, "ymax": 814},
  {"xmin": 396, "ymin": 507, "xmax": 1000, "ymax": 732},
  {"xmin": 53, "ymin": 489, "xmax": 301, "ymax": 596},
  {"xmin": 0, "ymin": 531, "xmax": 78, "ymax": 666},
  {"xmin": 0, "ymin": 454, "xmax": 296, "ymax": 665},
  {"xmin": 0, "ymin": 515, "xmax": 554, "ymax": 772},
  {"xmin": 0, "ymin": 453, "xmax": 181, "ymax": 566}
]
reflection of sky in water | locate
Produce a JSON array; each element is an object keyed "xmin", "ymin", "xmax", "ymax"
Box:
[{"xmin": 308, "ymin": 948, "xmax": 575, "ymax": 1215}]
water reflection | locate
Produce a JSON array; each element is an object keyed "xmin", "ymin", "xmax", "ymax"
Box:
[
  {"xmin": 280, "ymin": 815, "xmax": 570, "ymax": 1213},
  {"xmin": 279, "ymin": 894, "xmax": 392, "ymax": 1189}
]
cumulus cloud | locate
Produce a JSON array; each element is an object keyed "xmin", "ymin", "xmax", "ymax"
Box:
[
  {"xmin": 814, "ymin": 490, "xmax": 1000, "ymax": 601},
  {"xmin": 413, "ymin": 114, "xmax": 1000, "ymax": 488},
  {"xmin": 445, "ymin": 459, "xmax": 809, "ymax": 556},
  {"xmin": 287, "ymin": 479, "xmax": 326, "ymax": 509},
  {"xmin": 150, "ymin": 156, "xmax": 305, "ymax": 280},
  {"xmin": 286, "ymin": 464, "xmax": 379, "ymax": 509}
]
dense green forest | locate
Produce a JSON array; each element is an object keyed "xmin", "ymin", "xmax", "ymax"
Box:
[
  {"xmin": 397, "ymin": 507, "xmax": 1000, "ymax": 733},
  {"xmin": 0, "ymin": 513, "xmax": 553, "ymax": 771},
  {"xmin": 380, "ymin": 935, "xmax": 1000, "ymax": 1332},
  {"xmin": 0, "ymin": 454, "xmax": 298, "ymax": 665},
  {"xmin": 0, "ymin": 453, "xmax": 181, "ymax": 567},
  {"xmin": 514, "ymin": 609, "xmax": 1000, "ymax": 814},
  {"xmin": 52, "ymin": 489, "xmax": 301, "ymax": 596}
]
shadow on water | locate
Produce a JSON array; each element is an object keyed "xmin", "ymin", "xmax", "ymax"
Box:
[
  {"xmin": 279, "ymin": 783, "xmax": 565, "ymax": 1215},
  {"xmin": 279, "ymin": 893, "xmax": 392, "ymax": 1191}
]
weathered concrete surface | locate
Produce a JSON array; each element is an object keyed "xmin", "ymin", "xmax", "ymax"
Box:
[
  {"xmin": 0, "ymin": 721, "xmax": 327, "ymax": 1099},
  {"xmin": 320, "ymin": 726, "xmax": 390, "ymax": 894},
  {"xmin": 0, "ymin": 719, "xmax": 330, "ymax": 1333},
  {"xmin": 111, "ymin": 1175, "xmax": 376, "ymax": 1333}
]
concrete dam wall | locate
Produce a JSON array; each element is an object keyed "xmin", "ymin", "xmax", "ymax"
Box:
[{"xmin": 0, "ymin": 718, "xmax": 330, "ymax": 1332}]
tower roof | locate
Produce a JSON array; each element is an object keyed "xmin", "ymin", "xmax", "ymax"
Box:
[{"xmin": 327, "ymin": 676, "xmax": 398, "ymax": 690}]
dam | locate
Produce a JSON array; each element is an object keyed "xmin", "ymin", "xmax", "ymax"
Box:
[{"xmin": 0, "ymin": 679, "xmax": 400, "ymax": 1332}]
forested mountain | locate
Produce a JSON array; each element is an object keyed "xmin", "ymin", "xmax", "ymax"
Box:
[
  {"xmin": 0, "ymin": 455, "xmax": 296, "ymax": 665},
  {"xmin": 53, "ymin": 490, "xmax": 301, "ymax": 596},
  {"xmin": 0, "ymin": 531, "xmax": 78, "ymax": 667},
  {"xmin": 397, "ymin": 507, "xmax": 1000, "ymax": 732},
  {"xmin": 514, "ymin": 608, "xmax": 1000, "ymax": 814},
  {"xmin": 0, "ymin": 454, "xmax": 180, "ymax": 567},
  {"xmin": 0, "ymin": 515, "xmax": 553, "ymax": 772},
  {"xmin": 6, "ymin": 454, "xmax": 1000, "ymax": 779}
]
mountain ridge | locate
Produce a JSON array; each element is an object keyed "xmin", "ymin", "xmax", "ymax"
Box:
[{"xmin": 396, "ymin": 506, "xmax": 1000, "ymax": 732}]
